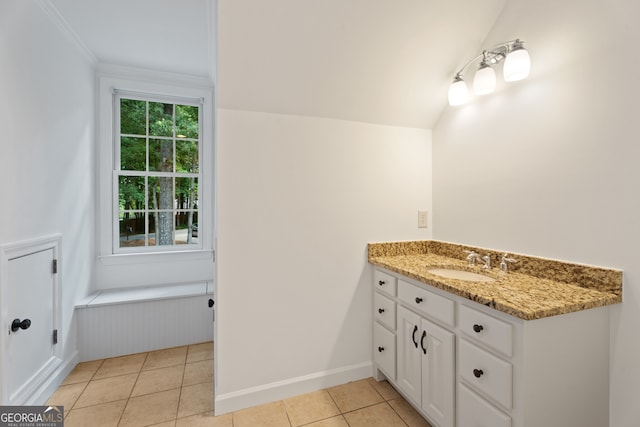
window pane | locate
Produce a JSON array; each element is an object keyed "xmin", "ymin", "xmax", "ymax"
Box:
[
  {"xmin": 149, "ymin": 102, "xmax": 174, "ymax": 137},
  {"xmin": 119, "ymin": 176, "xmax": 145, "ymax": 211},
  {"xmin": 119, "ymin": 212, "xmax": 146, "ymax": 248},
  {"xmin": 120, "ymin": 99, "xmax": 146, "ymax": 135},
  {"xmin": 176, "ymin": 105, "xmax": 199, "ymax": 139},
  {"xmin": 175, "ymin": 211, "xmax": 198, "ymax": 245},
  {"xmin": 176, "ymin": 140, "xmax": 199, "ymax": 173},
  {"xmin": 176, "ymin": 177, "xmax": 198, "ymax": 210},
  {"xmin": 120, "ymin": 137, "xmax": 146, "ymax": 171},
  {"xmin": 148, "ymin": 176, "xmax": 174, "ymax": 211},
  {"xmin": 149, "ymin": 139, "xmax": 174, "ymax": 172},
  {"xmin": 150, "ymin": 212, "xmax": 174, "ymax": 246}
]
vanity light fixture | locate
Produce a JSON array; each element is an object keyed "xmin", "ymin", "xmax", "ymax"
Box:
[{"xmin": 448, "ymin": 39, "xmax": 530, "ymax": 106}]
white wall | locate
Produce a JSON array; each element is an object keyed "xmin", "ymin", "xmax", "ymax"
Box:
[
  {"xmin": 215, "ymin": 109, "xmax": 431, "ymax": 411},
  {"xmin": 0, "ymin": 1, "xmax": 95, "ymax": 371},
  {"xmin": 433, "ymin": 0, "xmax": 640, "ymax": 425}
]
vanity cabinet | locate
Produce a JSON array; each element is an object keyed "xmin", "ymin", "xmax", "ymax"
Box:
[
  {"xmin": 397, "ymin": 305, "xmax": 455, "ymax": 427},
  {"xmin": 372, "ymin": 267, "xmax": 611, "ymax": 427}
]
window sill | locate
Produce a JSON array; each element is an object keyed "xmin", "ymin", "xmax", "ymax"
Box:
[{"xmin": 98, "ymin": 249, "xmax": 214, "ymax": 266}]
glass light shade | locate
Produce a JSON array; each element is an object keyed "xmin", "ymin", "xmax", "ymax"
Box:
[
  {"xmin": 448, "ymin": 78, "xmax": 468, "ymax": 106},
  {"xmin": 473, "ymin": 64, "xmax": 496, "ymax": 95},
  {"xmin": 503, "ymin": 47, "xmax": 531, "ymax": 81}
]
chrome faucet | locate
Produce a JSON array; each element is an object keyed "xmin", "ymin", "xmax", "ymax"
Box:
[
  {"xmin": 481, "ymin": 255, "xmax": 491, "ymax": 270},
  {"xmin": 500, "ymin": 253, "xmax": 517, "ymax": 272},
  {"xmin": 465, "ymin": 250, "xmax": 480, "ymax": 265}
]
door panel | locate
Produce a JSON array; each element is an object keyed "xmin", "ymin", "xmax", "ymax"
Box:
[
  {"xmin": 396, "ymin": 306, "xmax": 421, "ymax": 404},
  {"xmin": 3, "ymin": 246, "xmax": 58, "ymax": 404},
  {"xmin": 422, "ymin": 317, "xmax": 455, "ymax": 427}
]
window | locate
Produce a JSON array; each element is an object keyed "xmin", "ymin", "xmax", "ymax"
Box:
[
  {"xmin": 97, "ymin": 72, "xmax": 213, "ymax": 287},
  {"xmin": 114, "ymin": 95, "xmax": 203, "ymax": 253}
]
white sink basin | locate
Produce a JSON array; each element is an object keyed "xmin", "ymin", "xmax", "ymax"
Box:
[{"xmin": 427, "ymin": 268, "xmax": 496, "ymax": 283}]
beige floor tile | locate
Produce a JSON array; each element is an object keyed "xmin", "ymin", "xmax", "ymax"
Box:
[
  {"xmin": 343, "ymin": 402, "xmax": 407, "ymax": 427},
  {"xmin": 148, "ymin": 422, "xmax": 176, "ymax": 427},
  {"xmin": 46, "ymin": 382, "xmax": 87, "ymax": 409},
  {"xmin": 74, "ymin": 373, "xmax": 138, "ymax": 408},
  {"xmin": 302, "ymin": 415, "xmax": 349, "ymax": 427},
  {"xmin": 182, "ymin": 360, "xmax": 213, "ymax": 387},
  {"xmin": 233, "ymin": 400, "xmax": 291, "ymax": 427},
  {"xmin": 62, "ymin": 360, "xmax": 104, "ymax": 385},
  {"xmin": 283, "ymin": 390, "xmax": 340, "ymax": 426},
  {"xmin": 64, "ymin": 399, "xmax": 127, "ymax": 427},
  {"xmin": 178, "ymin": 382, "xmax": 214, "ymax": 418},
  {"xmin": 388, "ymin": 398, "xmax": 433, "ymax": 427},
  {"xmin": 119, "ymin": 388, "xmax": 181, "ymax": 427},
  {"xmin": 367, "ymin": 377, "xmax": 401, "ymax": 401},
  {"xmin": 132, "ymin": 364, "xmax": 185, "ymax": 397},
  {"xmin": 327, "ymin": 379, "xmax": 384, "ymax": 413},
  {"xmin": 186, "ymin": 342, "xmax": 213, "ymax": 363},
  {"xmin": 93, "ymin": 353, "xmax": 147, "ymax": 379},
  {"xmin": 177, "ymin": 412, "xmax": 232, "ymax": 427},
  {"xmin": 143, "ymin": 346, "xmax": 188, "ymax": 371}
]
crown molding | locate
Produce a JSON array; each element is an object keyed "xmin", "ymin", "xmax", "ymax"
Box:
[{"xmin": 35, "ymin": 0, "xmax": 98, "ymax": 66}]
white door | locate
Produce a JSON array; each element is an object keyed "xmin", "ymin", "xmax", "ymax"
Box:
[
  {"xmin": 1, "ymin": 241, "xmax": 60, "ymax": 405},
  {"xmin": 421, "ymin": 317, "xmax": 455, "ymax": 427},
  {"xmin": 396, "ymin": 306, "xmax": 421, "ymax": 404}
]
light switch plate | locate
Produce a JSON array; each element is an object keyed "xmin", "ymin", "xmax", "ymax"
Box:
[{"xmin": 418, "ymin": 210, "xmax": 428, "ymax": 228}]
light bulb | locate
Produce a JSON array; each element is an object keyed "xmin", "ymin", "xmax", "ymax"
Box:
[
  {"xmin": 504, "ymin": 46, "xmax": 531, "ymax": 82},
  {"xmin": 473, "ymin": 63, "xmax": 496, "ymax": 95},
  {"xmin": 448, "ymin": 77, "xmax": 468, "ymax": 106}
]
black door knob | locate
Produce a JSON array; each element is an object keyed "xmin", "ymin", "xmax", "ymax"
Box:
[
  {"xmin": 378, "ymin": 280, "xmax": 385, "ymax": 286},
  {"xmin": 11, "ymin": 318, "xmax": 31, "ymax": 332},
  {"xmin": 208, "ymin": 299, "xmax": 214, "ymax": 308},
  {"xmin": 415, "ymin": 297, "xmax": 423, "ymax": 304},
  {"xmin": 378, "ymin": 346, "xmax": 384, "ymax": 352},
  {"xmin": 473, "ymin": 369, "xmax": 484, "ymax": 378},
  {"xmin": 378, "ymin": 308, "xmax": 385, "ymax": 314},
  {"xmin": 473, "ymin": 324, "xmax": 484, "ymax": 333}
]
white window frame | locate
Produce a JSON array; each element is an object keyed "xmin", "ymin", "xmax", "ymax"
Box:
[
  {"xmin": 113, "ymin": 91, "xmax": 203, "ymax": 254},
  {"xmin": 97, "ymin": 71, "xmax": 214, "ymax": 265}
]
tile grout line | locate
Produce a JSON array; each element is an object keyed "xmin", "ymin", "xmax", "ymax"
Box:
[{"xmin": 117, "ymin": 351, "xmax": 150, "ymax": 426}]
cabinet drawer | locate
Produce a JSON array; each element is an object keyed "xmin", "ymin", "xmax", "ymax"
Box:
[
  {"xmin": 458, "ymin": 383, "xmax": 511, "ymax": 427},
  {"xmin": 459, "ymin": 304, "xmax": 513, "ymax": 357},
  {"xmin": 459, "ymin": 339, "xmax": 512, "ymax": 409},
  {"xmin": 398, "ymin": 280, "xmax": 454, "ymax": 327},
  {"xmin": 373, "ymin": 323, "xmax": 396, "ymax": 380},
  {"xmin": 374, "ymin": 269, "xmax": 397, "ymax": 297},
  {"xmin": 374, "ymin": 292, "xmax": 396, "ymax": 330}
]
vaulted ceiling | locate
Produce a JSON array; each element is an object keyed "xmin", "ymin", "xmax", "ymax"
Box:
[{"xmin": 48, "ymin": 0, "xmax": 507, "ymax": 129}]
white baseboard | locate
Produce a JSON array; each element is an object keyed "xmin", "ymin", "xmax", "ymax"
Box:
[
  {"xmin": 214, "ymin": 361, "xmax": 373, "ymax": 415},
  {"xmin": 29, "ymin": 350, "xmax": 79, "ymax": 406}
]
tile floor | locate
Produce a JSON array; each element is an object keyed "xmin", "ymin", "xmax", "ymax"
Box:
[{"xmin": 47, "ymin": 342, "xmax": 432, "ymax": 427}]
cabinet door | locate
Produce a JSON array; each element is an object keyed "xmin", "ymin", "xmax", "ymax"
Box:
[
  {"xmin": 458, "ymin": 383, "xmax": 511, "ymax": 427},
  {"xmin": 373, "ymin": 323, "xmax": 396, "ymax": 380},
  {"xmin": 421, "ymin": 318, "xmax": 455, "ymax": 427},
  {"xmin": 396, "ymin": 306, "xmax": 421, "ymax": 404}
]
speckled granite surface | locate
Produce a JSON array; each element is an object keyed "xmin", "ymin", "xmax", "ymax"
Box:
[{"xmin": 368, "ymin": 240, "xmax": 622, "ymax": 320}]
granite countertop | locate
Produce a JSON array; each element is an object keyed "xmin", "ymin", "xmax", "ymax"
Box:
[{"xmin": 368, "ymin": 241, "xmax": 622, "ymax": 321}]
